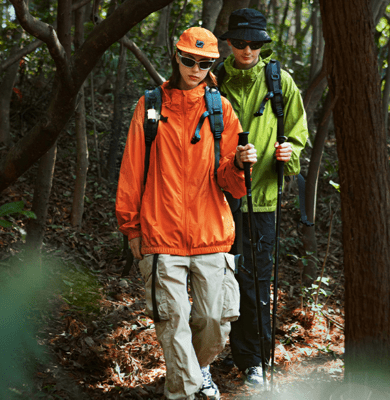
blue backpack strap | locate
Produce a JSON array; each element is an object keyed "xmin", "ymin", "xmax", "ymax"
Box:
[
  {"xmin": 191, "ymin": 86, "xmax": 224, "ymax": 180},
  {"xmin": 143, "ymin": 87, "xmax": 166, "ymax": 185}
]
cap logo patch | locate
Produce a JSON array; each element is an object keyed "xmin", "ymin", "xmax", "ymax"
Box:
[
  {"xmin": 196, "ymin": 40, "xmax": 204, "ymax": 48},
  {"xmin": 237, "ymin": 22, "xmax": 249, "ymax": 26}
]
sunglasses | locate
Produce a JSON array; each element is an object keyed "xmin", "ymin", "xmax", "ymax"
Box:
[
  {"xmin": 177, "ymin": 52, "xmax": 215, "ymax": 70},
  {"xmin": 230, "ymin": 39, "xmax": 263, "ymax": 50}
]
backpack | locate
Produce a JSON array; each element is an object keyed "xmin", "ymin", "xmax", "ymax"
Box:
[
  {"xmin": 215, "ymin": 60, "xmax": 313, "ymax": 228},
  {"xmin": 143, "ymin": 85, "xmax": 224, "ymax": 184}
]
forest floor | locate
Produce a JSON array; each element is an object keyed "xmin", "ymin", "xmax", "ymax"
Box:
[{"xmin": 0, "ymin": 117, "xmax": 345, "ymax": 399}]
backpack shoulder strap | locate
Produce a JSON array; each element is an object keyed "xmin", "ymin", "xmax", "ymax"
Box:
[
  {"xmin": 191, "ymin": 86, "xmax": 224, "ymax": 179},
  {"xmin": 266, "ymin": 59, "xmax": 284, "ymax": 120},
  {"xmin": 214, "ymin": 61, "xmax": 227, "ymax": 95},
  {"xmin": 254, "ymin": 59, "xmax": 284, "ymax": 120},
  {"xmin": 143, "ymin": 86, "xmax": 166, "ymax": 185}
]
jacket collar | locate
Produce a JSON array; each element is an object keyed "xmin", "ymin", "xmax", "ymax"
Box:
[
  {"xmin": 223, "ymin": 49, "xmax": 273, "ymax": 84},
  {"xmin": 161, "ymin": 81, "xmax": 207, "ymax": 110}
]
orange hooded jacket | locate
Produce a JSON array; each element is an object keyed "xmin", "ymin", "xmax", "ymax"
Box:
[{"xmin": 116, "ymin": 81, "xmax": 246, "ymax": 256}]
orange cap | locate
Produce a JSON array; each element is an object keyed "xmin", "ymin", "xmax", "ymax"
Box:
[{"xmin": 176, "ymin": 27, "xmax": 220, "ymax": 59}]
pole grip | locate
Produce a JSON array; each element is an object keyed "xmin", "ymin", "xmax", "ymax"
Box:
[
  {"xmin": 238, "ymin": 132, "xmax": 251, "ymax": 189},
  {"xmin": 276, "ymin": 135, "xmax": 287, "ymax": 187},
  {"xmin": 238, "ymin": 131, "xmax": 249, "ymax": 147}
]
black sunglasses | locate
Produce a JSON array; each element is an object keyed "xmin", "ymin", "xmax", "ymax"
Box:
[
  {"xmin": 230, "ymin": 39, "xmax": 263, "ymax": 50},
  {"xmin": 177, "ymin": 52, "xmax": 215, "ymax": 70}
]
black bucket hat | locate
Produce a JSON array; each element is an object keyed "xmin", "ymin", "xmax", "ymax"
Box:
[{"xmin": 219, "ymin": 8, "xmax": 272, "ymax": 43}]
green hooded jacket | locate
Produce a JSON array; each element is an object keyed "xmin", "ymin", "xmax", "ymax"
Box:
[{"xmin": 220, "ymin": 49, "xmax": 309, "ymax": 212}]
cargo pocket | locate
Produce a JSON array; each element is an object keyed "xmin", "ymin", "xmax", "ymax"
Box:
[
  {"xmin": 221, "ymin": 253, "xmax": 240, "ymax": 324},
  {"xmin": 138, "ymin": 255, "xmax": 169, "ymax": 321}
]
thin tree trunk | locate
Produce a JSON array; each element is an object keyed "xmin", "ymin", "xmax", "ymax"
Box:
[
  {"xmin": 26, "ymin": 145, "xmax": 57, "ymax": 249},
  {"xmin": 304, "ymin": 61, "xmax": 328, "ymax": 126},
  {"xmin": 71, "ymin": 3, "xmax": 88, "ymax": 228},
  {"xmin": 0, "ymin": 29, "xmax": 22, "ymax": 147},
  {"xmin": 278, "ymin": 0, "xmax": 290, "ymax": 45},
  {"xmin": 270, "ymin": 0, "xmax": 279, "ymax": 26},
  {"xmin": 302, "ymin": 92, "xmax": 332, "ymax": 285},
  {"xmin": 90, "ymin": 70, "xmax": 101, "ymax": 180},
  {"xmin": 309, "ymin": 0, "xmax": 322, "ymax": 82},
  {"xmin": 382, "ymin": 39, "xmax": 390, "ymax": 136},
  {"xmin": 105, "ymin": 42, "xmax": 127, "ymax": 183},
  {"xmin": 154, "ymin": 5, "xmax": 170, "ymax": 47},
  {"xmin": 27, "ymin": 0, "xmax": 72, "ymax": 248},
  {"xmin": 293, "ymin": 0, "xmax": 302, "ymax": 64}
]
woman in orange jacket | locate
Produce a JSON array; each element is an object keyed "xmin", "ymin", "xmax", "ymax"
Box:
[{"xmin": 116, "ymin": 27, "xmax": 257, "ymax": 400}]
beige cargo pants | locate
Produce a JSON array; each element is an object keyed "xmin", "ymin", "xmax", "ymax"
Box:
[{"xmin": 138, "ymin": 253, "xmax": 240, "ymax": 400}]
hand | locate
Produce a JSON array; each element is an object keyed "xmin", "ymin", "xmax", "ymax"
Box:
[
  {"xmin": 275, "ymin": 141, "xmax": 292, "ymax": 162},
  {"xmin": 235, "ymin": 143, "xmax": 257, "ymax": 169},
  {"xmin": 130, "ymin": 237, "xmax": 143, "ymax": 260}
]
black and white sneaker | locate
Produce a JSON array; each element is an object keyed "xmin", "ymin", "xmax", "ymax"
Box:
[
  {"xmin": 195, "ymin": 365, "xmax": 220, "ymax": 400},
  {"xmin": 243, "ymin": 366, "xmax": 264, "ymax": 386}
]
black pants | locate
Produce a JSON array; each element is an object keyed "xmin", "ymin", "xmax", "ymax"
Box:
[{"xmin": 229, "ymin": 211, "xmax": 275, "ymax": 371}]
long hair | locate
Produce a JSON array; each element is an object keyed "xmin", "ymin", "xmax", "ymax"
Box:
[{"xmin": 166, "ymin": 51, "xmax": 218, "ymax": 89}]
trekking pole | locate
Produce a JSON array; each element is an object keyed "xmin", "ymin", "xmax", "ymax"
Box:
[
  {"xmin": 238, "ymin": 132, "xmax": 267, "ymax": 388},
  {"xmin": 270, "ymin": 135, "xmax": 287, "ymax": 390}
]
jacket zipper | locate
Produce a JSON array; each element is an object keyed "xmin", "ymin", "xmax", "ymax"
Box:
[{"xmin": 182, "ymin": 93, "xmax": 189, "ymax": 255}]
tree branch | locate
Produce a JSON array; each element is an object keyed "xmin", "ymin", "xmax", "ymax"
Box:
[
  {"xmin": 9, "ymin": 0, "xmax": 72, "ymax": 89},
  {"xmin": 121, "ymin": 37, "xmax": 165, "ymax": 85},
  {"xmin": 72, "ymin": 0, "xmax": 92, "ymax": 12},
  {"xmin": 0, "ymin": 39, "xmax": 42, "ymax": 72},
  {"xmin": 0, "ymin": 0, "xmax": 174, "ymax": 192}
]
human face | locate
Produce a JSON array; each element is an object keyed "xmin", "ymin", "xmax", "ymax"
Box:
[
  {"xmin": 227, "ymin": 38, "xmax": 262, "ymax": 70},
  {"xmin": 176, "ymin": 51, "xmax": 213, "ymax": 90}
]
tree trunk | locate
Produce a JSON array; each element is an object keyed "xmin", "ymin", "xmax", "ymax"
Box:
[
  {"xmin": 302, "ymin": 92, "xmax": 332, "ymax": 285},
  {"xmin": 382, "ymin": 39, "xmax": 390, "ymax": 136},
  {"xmin": 309, "ymin": 0, "xmax": 324, "ymax": 82},
  {"xmin": 214, "ymin": 0, "xmax": 251, "ymax": 61},
  {"xmin": 202, "ymin": 0, "xmax": 223, "ymax": 32},
  {"xmin": 278, "ymin": 0, "xmax": 290, "ymax": 45},
  {"xmin": 154, "ymin": 5, "xmax": 170, "ymax": 47},
  {"xmin": 0, "ymin": 29, "xmax": 22, "ymax": 147},
  {"xmin": 26, "ymin": 145, "xmax": 57, "ymax": 250},
  {"xmin": 304, "ymin": 62, "xmax": 328, "ymax": 128},
  {"xmin": 0, "ymin": 0, "xmax": 174, "ymax": 193},
  {"xmin": 319, "ymin": 0, "xmax": 390, "ymax": 388},
  {"xmin": 70, "ymin": 4, "xmax": 89, "ymax": 228},
  {"xmin": 293, "ymin": 0, "xmax": 302, "ymax": 64},
  {"xmin": 105, "ymin": 41, "xmax": 127, "ymax": 183},
  {"xmin": 249, "ymin": 0, "xmax": 267, "ymax": 13},
  {"xmin": 26, "ymin": 0, "xmax": 73, "ymax": 248},
  {"xmin": 269, "ymin": 0, "xmax": 279, "ymax": 26}
]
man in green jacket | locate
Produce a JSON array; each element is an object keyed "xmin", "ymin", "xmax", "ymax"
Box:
[{"xmin": 218, "ymin": 8, "xmax": 308, "ymax": 385}]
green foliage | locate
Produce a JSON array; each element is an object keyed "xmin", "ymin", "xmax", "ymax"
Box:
[
  {"xmin": 0, "ymin": 252, "xmax": 103, "ymax": 397},
  {"xmin": 0, "ymin": 255, "xmax": 49, "ymax": 398},
  {"xmin": 0, "ymin": 201, "xmax": 36, "ymax": 228},
  {"xmin": 60, "ymin": 263, "xmax": 102, "ymax": 318}
]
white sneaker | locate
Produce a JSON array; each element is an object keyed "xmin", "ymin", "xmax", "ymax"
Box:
[
  {"xmin": 195, "ymin": 365, "xmax": 220, "ymax": 400},
  {"xmin": 243, "ymin": 365, "xmax": 264, "ymax": 386}
]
